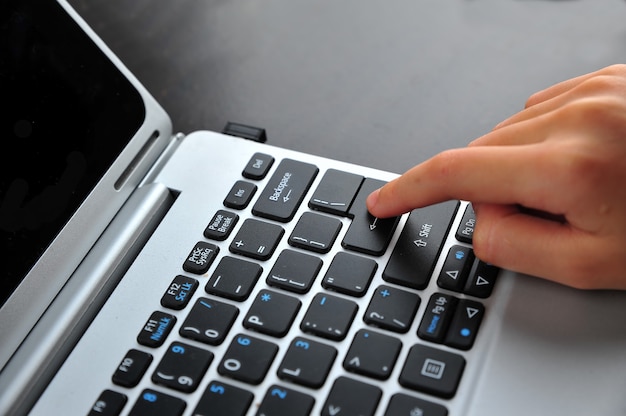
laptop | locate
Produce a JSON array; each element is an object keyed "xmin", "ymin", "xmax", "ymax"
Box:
[{"xmin": 2, "ymin": 1, "xmax": 626, "ymax": 415}]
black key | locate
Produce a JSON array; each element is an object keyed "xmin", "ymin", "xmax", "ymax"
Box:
[
  {"xmin": 342, "ymin": 178, "xmax": 400, "ymax": 256},
  {"xmin": 277, "ymin": 337, "xmax": 337, "ymax": 388},
  {"xmin": 399, "ymin": 345, "xmax": 465, "ymax": 399},
  {"xmin": 218, "ymin": 334, "xmax": 279, "ymax": 385},
  {"xmin": 137, "ymin": 311, "xmax": 176, "ymax": 348},
  {"xmin": 384, "ymin": 393, "xmax": 448, "ymax": 416},
  {"xmin": 193, "ymin": 381, "xmax": 253, "ymax": 416},
  {"xmin": 128, "ymin": 389, "xmax": 185, "ymax": 416},
  {"xmin": 242, "ymin": 152, "xmax": 274, "ymax": 180},
  {"xmin": 436, "ymin": 245, "xmax": 475, "ymax": 292},
  {"xmin": 444, "ymin": 299, "xmax": 485, "ymax": 350},
  {"xmin": 322, "ymin": 252, "xmax": 378, "ymax": 297},
  {"xmin": 455, "ymin": 203, "xmax": 476, "ymax": 243},
  {"xmin": 417, "ymin": 293, "xmax": 458, "ymax": 344},
  {"xmin": 343, "ymin": 329, "xmax": 402, "ymax": 380},
  {"xmin": 179, "ymin": 297, "xmax": 239, "ymax": 345},
  {"xmin": 223, "ymin": 180, "xmax": 257, "ymax": 209},
  {"xmin": 204, "ymin": 210, "xmax": 239, "ymax": 241},
  {"xmin": 363, "ymin": 285, "xmax": 420, "ymax": 333},
  {"xmin": 288, "ymin": 212, "xmax": 342, "ymax": 254},
  {"xmin": 266, "ymin": 249, "xmax": 322, "ymax": 294},
  {"xmin": 89, "ymin": 390, "xmax": 127, "ymax": 416},
  {"xmin": 464, "ymin": 260, "xmax": 498, "ymax": 298},
  {"xmin": 152, "ymin": 342, "xmax": 213, "ymax": 393},
  {"xmin": 182, "ymin": 241, "xmax": 219, "ymax": 275},
  {"xmin": 160, "ymin": 275, "xmax": 198, "ymax": 310},
  {"xmin": 206, "ymin": 256, "xmax": 262, "ymax": 301},
  {"xmin": 229, "ymin": 219, "xmax": 284, "ymax": 261},
  {"xmin": 309, "ymin": 169, "xmax": 364, "ymax": 216},
  {"xmin": 243, "ymin": 289, "xmax": 301, "ymax": 337},
  {"xmin": 257, "ymin": 385, "xmax": 315, "ymax": 416},
  {"xmin": 300, "ymin": 293, "xmax": 358, "ymax": 341},
  {"xmin": 383, "ymin": 200, "xmax": 459, "ymax": 289},
  {"xmin": 112, "ymin": 349, "xmax": 153, "ymax": 388},
  {"xmin": 322, "ymin": 377, "xmax": 382, "ymax": 416},
  {"xmin": 252, "ymin": 158, "xmax": 319, "ymax": 222}
]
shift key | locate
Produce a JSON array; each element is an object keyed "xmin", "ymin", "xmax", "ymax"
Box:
[
  {"xmin": 383, "ymin": 200, "xmax": 459, "ymax": 289},
  {"xmin": 342, "ymin": 178, "xmax": 400, "ymax": 256}
]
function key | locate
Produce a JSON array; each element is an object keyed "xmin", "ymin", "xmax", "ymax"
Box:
[
  {"xmin": 137, "ymin": 311, "xmax": 176, "ymax": 348},
  {"xmin": 309, "ymin": 169, "xmax": 364, "ymax": 216},
  {"xmin": 160, "ymin": 275, "xmax": 198, "ymax": 310},
  {"xmin": 399, "ymin": 344, "xmax": 465, "ymax": 399},
  {"xmin": 223, "ymin": 180, "xmax": 257, "ymax": 210},
  {"xmin": 342, "ymin": 178, "xmax": 400, "ymax": 256},
  {"xmin": 204, "ymin": 210, "xmax": 239, "ymax": 241},
  {"xmin": 242, "ymin": 152, "xmax": 274, "ymax": 179},
  {"xmin": 88, "ymin": 390, "xmax": 127, "ymax": 416},
  {"xmin": 182, "ymin": 241, "xmax": 219, "ymax": 275},
  {"xmin": 383, "ymin": 200, "xmax": 459, "ymax": 289},
  {"xmin": 112, "ymin": 349, "xmax": 153, "ymax": 388},
  {"xmin": 252, "ymin": 159, "xmax": 319, "ymax": 222}
]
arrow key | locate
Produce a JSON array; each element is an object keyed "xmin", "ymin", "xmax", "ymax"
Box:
[
  {"xmin": 444, "ymin": 299, "xmax": 485, "ymax": 350},
  {"xmin": 437, "ymin": 245, "xmax": 474, "ymax": 292}
]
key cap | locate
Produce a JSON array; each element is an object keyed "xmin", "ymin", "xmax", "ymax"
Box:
[
  {"xmin": 436, "ymin": 245, "xmax": 475, "ymax": 292},
  {"xmin": 343, "ymin": 329, "xmax": 402, "ymax": 380},
  {"xmin": 266, "ymin": 249, "xmax": 322, "ymax": 294},
  {"xmin": 342, "ymin": 178, "xmax": 400, "ymax": 256},
  {"xmin": 89, "ymin": 390, "xmax": 127, "ymax": 416},
  {"xmin": 218, "ymin": 334, "xmax": 278, "ymax": 385},
  {"xmin": 206, "ymin": 256, "xmax": 262, "ymax": 301},
  {"xmin": 179, "ymin": 297, "xmax": 239, "ymax": 345},
  {"xmin": 243, "ymin": 289, "xmax": 301, "ymax": 337},
  {"xmin": 257, "ymin": 385, "xmax": 315, "ymax": 416},
  {"xmin": 444, "ymin": 299, "xmax": 485, "ymax": 350},
  {"xmin": 384, "ymin": 393, "xmax": 448, "ymax": 416},
  {"xmin": 204, "ymin": 210, "xmax": 239, "ymax": 241},
  {"xmin": 455, "ymin": 203, "xmax": 476, "ymax": 243},
  {"xmin": 223, "ymin": 180, "xmax": 257, "ymax": 210},
  {"xmin": 229, "ymin": 219, "xmax": 284, "ymax": 261},
  {"xmin": 152, "ymin": 342, "xmax": 213, "ymax": 393},
  {"xmin": 464, "ymin": 260, "xmax": 498, "ymax": 298},
  {"xmin": 321, "ymin": 252, "xmax": 378, "ymax": 297},
  {"xmin": 277, "ymin": 337, "xmax": 337, "ymax": 388},
  {"xmin": 137, "ymin": 311, "xmax": 176, "ymax": 348},
  {"xmin": 417, "ymin": 293, "xmax": 458, "ymax": 344},
  {"xmin": 252, "ymin": 158, "xmax": 318, "ymax": 222},
  {"xmin": 182, "ymin": 241, "xmax": 219, "ymax": 275},
  {"xmin": 300, "ymin": 293, "xmax": 358, "ymax": 341},
  {"xmin": 128, "ymin": 389, "xmax": 185, "ymax": 416},
  {"xmin": 160, "ymin": 275, "xmax": 198, "ymax": 310},
  {"xmin": 399, "ymin": 345, "xmax": 465, "ymax": 399},
  {"xmin": 383, "ymin": 200, "xmax": 459, "ymax": 289},
  {"xmin": 112, "ymin": 349, "xmax": 153, "ymax": 388},
  {"xmin": 364, "ymin": 285, "xmax": 420, "ymax": 333},
  {"xmin": 308, "ymin": 169, "xmax": 364, "ymax": 216},
  {"xmin": 288, "ymin": 212, "xmax": 342, "ymax": 254},
  {"xmin": 322, "ymin": 376, "xmax": 382, "ymax": 416},
  {"xmin": 242, "ymin": 152, "xmax": 274, "ymax": 180},
  {"xmin": 193, "ymin": 381, "xmax": 253, "ymax": 416}
]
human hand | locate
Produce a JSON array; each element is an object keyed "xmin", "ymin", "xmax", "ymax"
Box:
[{"xmin": 367, "ymin": 64, "xmax": 626, "ymax": 289}]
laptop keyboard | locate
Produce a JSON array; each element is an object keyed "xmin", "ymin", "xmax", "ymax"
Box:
[{"xmin": 88, "ymin": 152, "xmax": 498, "ymax": 416}]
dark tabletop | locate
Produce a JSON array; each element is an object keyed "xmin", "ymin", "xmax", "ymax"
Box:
[{"xmin": 68, "ymin": 0, "xmax": 626, "ymax": 174}]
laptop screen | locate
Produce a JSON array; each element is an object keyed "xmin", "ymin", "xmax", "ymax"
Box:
[{"xmin": 0, "ymin": 0, "xmax": 146, "ymax": 307}]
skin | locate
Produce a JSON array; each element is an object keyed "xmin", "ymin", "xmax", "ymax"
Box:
[{"xmin": 367, "ymin": 64, "xmax": 626, "ymax": 290}]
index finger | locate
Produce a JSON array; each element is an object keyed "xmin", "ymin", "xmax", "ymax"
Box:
[{"xmin": 366, "ymin": 144, "xmax": 559, "ymax": 218}]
